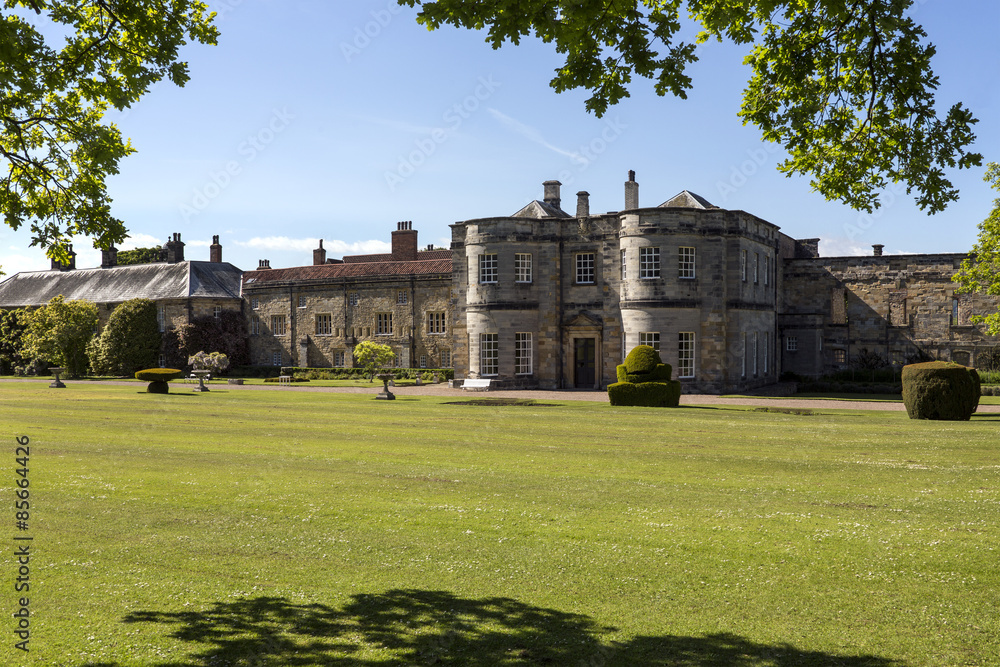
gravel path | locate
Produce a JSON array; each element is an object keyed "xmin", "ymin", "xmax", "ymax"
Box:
[{"xmin": 10, "ymin": 378, "xmax": 998, "ymax": 412}]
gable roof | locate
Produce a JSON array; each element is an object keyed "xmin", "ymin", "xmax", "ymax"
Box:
[
  {"xmin": 243, "ymin": 257, "xmax": 452, "ymax": 286},
  {"xmin": 511, "ymin": 200, "xmax": 571, "ymax": 218},
  {"xmin": 0, "ymin": 261, "xmax": 243, "ymax": 307},
  {"xmin": 659, "ymin": 191, "xmax": 717, "ymax": 209}
]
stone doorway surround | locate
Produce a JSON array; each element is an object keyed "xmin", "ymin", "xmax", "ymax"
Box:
[{"xmin": 563, "ymin": 311, "xmax": 604, "ymax": 389}]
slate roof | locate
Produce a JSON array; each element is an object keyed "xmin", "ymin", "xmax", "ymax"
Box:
[
  {"xmin": 243, "ymin": 258, "xmax": 452, "ymax": 286},
  {"xmin": 659, "ymin": 191, "xmax": 717, "ymax": 209},
  {"xmin": 343, "ymin": 249, "xmax": 451, "ymax": 264},
  {"xmin": 0, "ymin": 261, "xmax": 244, "ymax": 307},
  {"xmin": 511, "ymin": 200, "xmax": 571, "ymax": 218}
]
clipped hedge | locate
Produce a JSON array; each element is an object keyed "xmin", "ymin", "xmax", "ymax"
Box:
[
  {"xmin": 135, "ymin": 368, "xmax": 184, "ymax": 394},
  {"xmin": 901, "ymin": 361, "xmax": 978, "ymax": 421},
  {"xmin": 609, "ymin": 345, "xmax": 681, "ymax": 407},
  {"xmin": 608, "ymin": 381, "xmax": 681, "ymax": 407}
]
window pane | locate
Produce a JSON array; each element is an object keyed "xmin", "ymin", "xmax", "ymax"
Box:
[
  {"xmin": 678, "ymin": 247, "xmax": 695, "ymax": 279},
  {"xmin": 479, "ymin": 254, "xmax": 498, "ymax": 283},
  {"xmin": 480, "ymin": 333, "xmax": 498, "ymax": 375},
  {"xmin": 515, "ymin": 333, "xmax": 532, "ymax": 375},
  {"xmin": 639, "ymin": 332, "xmax": 660, "ymax": 352},
  {"xmin": 639, "ymin": 247, "xmax": 660, "ymax": 278},
  {"xmin": 515, "ymin": 253, "xmax": 532, "ymax": 283},
  {"xmin": 576, "ymin": 253, "xmax": 595, "ymax": 284},
  {"xmin": 679, "ymin": 332, "xmax": 695, "ymax": 378}
]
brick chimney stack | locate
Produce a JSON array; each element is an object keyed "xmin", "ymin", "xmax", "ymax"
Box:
[
  {"xmin": 873, "ymin": 244, "xmax": 884, "ymax": 257},
  {"xmin": 576, "ymin": 191, "xmax": 590, "ymax": 218},
  {"xmin": 210, "ymin": 235, "xmax": 223, "ymax": 263},
  {"xmin": 101, "ymin": 246, "xmax": 118, "ymax": 269},
  {"xmin": 625, "ymin": 170, "xmax": 639, "ymax": 210},
  {"xmin": 543, "ymin": 180, "xmax": 562, "ymax": 209},
  {"xmin": 257, "ymin": 259, "xmax": 271, "ymax": 270},
  {"xmin": 165, "ymin": 233, "xmax": 185, "ymax": 263},
  {"xmin": 51, "ymin": 244, "xmax": 77, "ymax": 271},
  {"xmin": 391, "ymin": 221, "xmax": 418, "ymax": 261},
  {"xmin": 313, "ymin": 239, "xmax": 327, "ymax": 265}
]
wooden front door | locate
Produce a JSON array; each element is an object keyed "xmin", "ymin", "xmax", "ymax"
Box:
[{"xmin": 574, "ymin": 338, "xmax": 596, "ymax": 388}]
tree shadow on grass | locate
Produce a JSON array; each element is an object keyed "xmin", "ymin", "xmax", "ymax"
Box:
[{"xmin": 75, "ymin": 590, "xmax": 907, "ymax": 667}]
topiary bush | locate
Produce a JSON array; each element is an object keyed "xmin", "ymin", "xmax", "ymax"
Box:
[
  {"xmin": 609, "ymin": 345, "xmax": 681, "ymax": 407},
  {"xmin": 135, "ymin": 368, "xmax": 184, "ymax": 394},
  {"xmin": 901, "ymin": 361, "xmax": 979, "ymax": 421}
]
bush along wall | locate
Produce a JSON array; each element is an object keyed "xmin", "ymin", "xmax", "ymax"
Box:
[{"xmin": 901, "ymin": 361, "xmax": 979, "ymax": 421}]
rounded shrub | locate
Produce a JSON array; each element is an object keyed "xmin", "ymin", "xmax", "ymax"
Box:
[
  {"xmin": 901, "ymin": 361, "xmax": 978, "ymax": 421},
  {"xmin": 135, "ymin": 368, "xmax": 184, "ymax": 394},
  {"xmin": 608, "ymin": 380, "xmax": 681, "ymax": 407}
]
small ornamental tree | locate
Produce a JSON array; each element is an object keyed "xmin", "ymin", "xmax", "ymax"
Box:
[
  {"xmin": 188, "ymin": 351, "xmax": 230, "ymax": 374},
  {"xmin": 353, "ymin": 341, "xmax": 396, "ymax": 381},
  {"xmin": 88, "ymin": 298, "xmax": 161, "ymax": 376},
  {"xmin": 24, "ymin": 296, "xmax": 98, "ymax": 377}
]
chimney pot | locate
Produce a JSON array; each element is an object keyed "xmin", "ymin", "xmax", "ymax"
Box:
[
  {"xmin": 625, "ymin": 171, "xmax": 639, "ymax": 210},
  {"xmin": 313, "ymin": 239, "xmax": 327, "ymax": 266},
  {"xmin": 210, "ymin": 235, "xmax": 223, "ymax": 263}
]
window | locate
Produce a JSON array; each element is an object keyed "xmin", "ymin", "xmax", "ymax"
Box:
[
  {"xmin": 763, "ymin": 256, "xmax": 770, "ymax": 286},
  {"xmin": 951, "ymin": 298, "xmax": 960, "ymax": 325},
  {"xmin": 753, "ymin": 252, "xmax": 760, "ymax": 284},
  {"xmin": 834, "ymin": 349, "xmax": 847, "ymax": 364},
  {"xmin": 441, "ymin": 349, "xmax": 452, "ymax": 368},
  {"xmin": 515, "ymin": 333, "xmax": 532, "ymax": 375},
  {"xmin": 741, "ymin": 332, "xmax": 747, "ymax": 378},
  {"xmin": 272, "ymin": 351, "xmax": 282, "ymax": 366},
  {"xmin": 678, "ymin": 247, "xmax": 696, "ymax": 279},
  {"xmin": 397, "ymin": 291, "xmax": 408, "ymax": 305},
  {"xmin": 763, "ymin": 332, "xmax": 769, "ymax": 374},
  {"xmin": 213, "ymin": 305, "xmax": 222, "ymax": 319},
  {"xmin": 419, "ymin": 355, "xmax": 427, "ymax": 368},
  {"xmin": 479, "ymin": 254, "xmax": 498, "ymax": 284},
  {"xmin": 158, "ymin": 354, "xmax": 166, "ymax": 368},
  {"xmin": 334, "ymin": 351, "xmax": 346, "ymax": 367},
  {"xmin": 250, "ymin": 316, "xmax": 260, "ymax": 336},
  {"xmin": 427, "ymin": 312, "xmax": 446, "ymax": 334},
  {"xmin": 480, "ymin": 333, "xmax": 498, "ymax": 376},
  {"xmin": 740, "ymin": 249, "xmax": 747, "ymax": 282},
  {"xmin": 271, "ymin": 315, "xmax": 286, "ymax": 336},
  {"xmin": 157, "ymin": 306, "xmax": 166, "ymax": 332},
  {"xmin": 315, "ymin": 314, "xmax": 332, "ymax": 335},
  {"xmin": 377, "ymin": 312, "xmax": 393, "ymax": 335},
  {"xmin": 620, "ymin": 249, "xmax": 627, "ymax": 280},
  {"xmin": 753, "ymin": 331, "xmax": 759, "ymax": 377},
  {"xmin": 348, "ymin": 292, "xmax": 359, "ymax": 306},
  {"xmin": 298, "ymin": 295, "xmax": 307, "ymax": 308},
  {"xmin": 250, "ymin": 297, "xmax": 260, "ymax": 310},
  {"xmin": 576, "ymin": 253, "xmax": 595, "ymax": 284},
  {"xmin": 678, "ymin": 332, "xmax": 695, "ymax": 378},
  {"xmin": 515, "ymin": 253, "xmax": 532, "ymax": 283},
  {"xmin": 639, "ymin": 332, "xmax": 660, "ymax": 352},
  {"xmin": 787, "ymin": 336, "xmax": 798, "ymax": 352},
  {"xmin": 639, "ymin": 247, "xmax": 660, "ymax": 279}
]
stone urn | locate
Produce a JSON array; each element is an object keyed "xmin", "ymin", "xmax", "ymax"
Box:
[
  {"xmin": 375, "ymin": 373, "xmax": 396, "ymax": 400},
  {"xmin": 191, "ymin": 369, "xmax": 211, "ymax": 392},
  {"xmin": 48, "ymin": 367, "xmax": 66, "ymax": 388}
]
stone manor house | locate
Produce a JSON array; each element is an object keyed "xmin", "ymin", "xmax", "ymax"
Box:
[{"xmin": 1, "ymin": 173, "xmax": 997, "ymax": 392}]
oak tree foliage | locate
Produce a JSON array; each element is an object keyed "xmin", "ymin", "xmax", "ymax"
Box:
[
  {"xmin": 0, "ymin": 1, "xmax": 218, "ymax": 267},
  {"xmin": 116, "ymin": 246, "xmax": 163, "ymax": 266},
  {"xmin": 953, "ymin": 163, "xmax": 1000, "ymax": 335},
  {"xmin": 398, "ymin": 0, "xmax": 982, "ymax": 213}
]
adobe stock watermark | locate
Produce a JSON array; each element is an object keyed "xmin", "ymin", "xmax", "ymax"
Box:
[
  {"xmin": 715, "ymin": 142, "xmax": 782, "ymax": 204},
  {"xmin": 843, "ymin": 181, "xmax": 909, "ymax": 241},
  {"xmin": 340, "ymin": 1, "xmax": 404, "ymax": 63},
  {"xmin": 552, "ymin": 117, "xmax": 629, "ymax": 189},
  {"xmin": 179, "ymin": 108, "xmax": 294, "ymax": 222},
  {"xmin": 214, "ymin": 0, "xmax": 244, "ymax": 19},
  {"xmin": 384, "ymin": 76, "xmax": 501, "ymax": 192}
]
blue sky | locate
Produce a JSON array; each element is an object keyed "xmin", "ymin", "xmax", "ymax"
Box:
[{"xmin": 3, "ymin": 0, "xmax": 999, "ymax": 274}]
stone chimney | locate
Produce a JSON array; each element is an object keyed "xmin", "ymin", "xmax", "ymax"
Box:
[
  {"xmin": 210, "ymin": 235, "xmax": 223, "ymax": 263},
  {"xmin": 391, "ymin": 221, "xmax": 418, "ymax": 261},
  {"xmin": 313, "ymin": 239, "xmax": 327, "ymax": 265},
  {"xmin": 872, "ymin": 244, "xmax": 884, "ymax": 257},
  {"xmin": 543, "ymin": 180, "xmax": 562, "ymax": 209},
  {"xmin": 165, "ymin": 233, "xmax": 185, "ymax": 263},
  {"xmin": 257, "ymin": 259, "xmax": 271, "ymax": 270},
  {"xmin": 576, "ymin": 191, "xmax": 590, "ymax": 218},
  {"xmin": 101, "ymin": 246, "xmax": 118, "ymax": 269},
  {"xmin": 625, "ymin": 170, "xmax": 639, "ymax": 209},
  {"xmin": 51, "ymin": 244, "xmax": 77, "ymax": 271},
  {"xmin": 794, "ymin": 238, "xmax": 821, "ymax": 259}
]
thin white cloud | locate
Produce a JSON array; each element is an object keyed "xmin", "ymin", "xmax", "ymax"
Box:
[
  {"xmin": 488, "ymin": 108, "xmax": 586, "ymax": 164},
  {"xmin": 236, "ymin": 236, "xmax": 391, "ymax": 255},
  {"xmin": 819, "ymin": 237, "xmax": 874, "ymax": 257},
  {"xmin": 357, "ymin": 115, "xmax": 442, "ymax": 135}
]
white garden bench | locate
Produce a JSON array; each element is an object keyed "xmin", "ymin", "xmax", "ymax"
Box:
[{"xmin": 462, "ymin": 378, "xmax": 492, "ymax": 391}]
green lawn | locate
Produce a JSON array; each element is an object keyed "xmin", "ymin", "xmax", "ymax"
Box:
[{"xmin": 1, "ymin": 382, "xmax": 997, "ymax": 666}]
